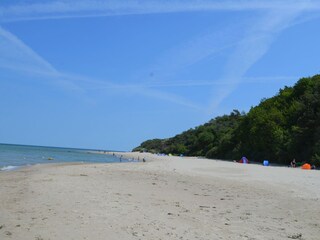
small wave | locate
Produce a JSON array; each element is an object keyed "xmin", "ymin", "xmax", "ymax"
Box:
[{"xmin": 0, "ymin": 165, "xmax": 19, "ymax": 171}]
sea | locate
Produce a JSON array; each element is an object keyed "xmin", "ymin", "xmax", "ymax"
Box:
[{"xmin": 0, "ymin": 143, "xmax": 124, "ymax": 171}]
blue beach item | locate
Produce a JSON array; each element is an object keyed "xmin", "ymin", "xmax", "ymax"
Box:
[{"xmin": 263, "ymin": 160, "xmax": 269, "ymax": 166}]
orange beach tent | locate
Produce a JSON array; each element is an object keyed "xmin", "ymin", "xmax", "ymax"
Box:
[{"xmin": 301, "ymin": 163, "xmax": 311, "ymax": 170}]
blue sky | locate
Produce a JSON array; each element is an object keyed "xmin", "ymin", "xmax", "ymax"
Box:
[{"xmin": 1, "ymin": 0, "xmax": 320, "ymax": 151}]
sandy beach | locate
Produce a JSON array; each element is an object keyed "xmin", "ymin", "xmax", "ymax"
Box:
[{"xmin": 0, "ymin": 153, "xmax": 319, "ymax": 240}]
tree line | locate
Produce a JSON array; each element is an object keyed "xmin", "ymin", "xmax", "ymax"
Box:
[{"xmin": 133, "ymin": 75, "xmax": 320, "ymax": 166}]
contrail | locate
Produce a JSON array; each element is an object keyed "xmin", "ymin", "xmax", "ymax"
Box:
[
  {"xmin": 0, "ymin": 25, "xmax": 203, "ymax": 110},
  {"xmin": 206, "ymin": 8, "xmax": 306, "ymax": 114},
  {"xmin": 0, "ymin": 26, "xmax": 56, "ymax": 73},
  {"xmin": 1, "ymin": 0, "xmax": 320, "ymax": 22},
  {"xmin": 1, "ymin": 0, "xmax": 319, "ymax": 113},
  {"xmin": 0, "ymin": 26, "xmax": 87, "ymax": 93}
]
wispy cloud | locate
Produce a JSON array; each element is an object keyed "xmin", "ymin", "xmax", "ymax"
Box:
[
  {"xmin": 206, "ymin": 7, "xmax": 310, "ymax": 113},
  {"xmin": 53, "ymin": 72, "xmax": 205, "ymax": 110},
  {"xmin": 0, "ymin": 24, "xmax": 203, "ymax": 110},
  {"xmin": 0, "ymin": 26, "xmax": 55, "ymax": 73},
  {"xmin": 135, "ymin": 24, "xmax": 243, "ymax": 87},
  {"xmin": 1, "ymin": 0, "xmax": 320, "ymax": 22},
  {"xmin": 1, "ymin": 0, "xmax": 319, "ymax": 114},
  {"xmin": 140, "ymin": 76, "xmax": 299, "ymax": 88},
  {"xmin": 0, "ymin": 25, "xmax": 90, "ymax": 95}
]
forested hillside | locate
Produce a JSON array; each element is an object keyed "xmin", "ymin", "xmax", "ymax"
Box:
[{"xmin": 133, "ymin": 75, "xmax": 320, "ymax": 166}]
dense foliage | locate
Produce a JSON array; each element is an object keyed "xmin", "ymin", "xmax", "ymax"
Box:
[{"xmin": 133, "ymin": 75, "xmax": 320, "ymax": 166}]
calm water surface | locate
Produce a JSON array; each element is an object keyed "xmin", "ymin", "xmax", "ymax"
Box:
[{"xmin": 0, "ymin": 143, "xmax": 123, "ymax": 171}]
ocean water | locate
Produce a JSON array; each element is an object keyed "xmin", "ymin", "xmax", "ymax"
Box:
[{"xmin": 0, "ymin": 143, "xmax": 124, "ymax": 171}]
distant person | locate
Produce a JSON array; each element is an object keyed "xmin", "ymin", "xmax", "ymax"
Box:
[
  {"xmin": 290, "ymin": 158, "xmax": 296, "ymax": 168},
  {"xmin": 143, "ymin": 158, "xmax": 146, "ymax": 162},
  {"xmin": 120, "ymin": 155, "xmax": 123, "ymax": 162}
]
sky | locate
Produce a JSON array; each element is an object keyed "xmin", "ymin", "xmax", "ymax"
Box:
[{"xmin": 1, "ymin": 0, "xmax": 320, "ymax": 151}]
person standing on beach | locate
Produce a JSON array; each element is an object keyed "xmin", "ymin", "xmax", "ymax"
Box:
[{"xmin": 290, "ymin": 158, "xmax": 296, "ymax": 168}]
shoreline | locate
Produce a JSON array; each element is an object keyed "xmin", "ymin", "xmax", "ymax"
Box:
[
  {"xmin": 1, "ymin": 153, "xmax": 319, "ymax": 239},
  {"xmin": 0, "ymin": 151, "xmax": 137, "ymax": 173},
  {"xmin": 3, "ymin": 149, "xmax": 316, "ymax": 173}
]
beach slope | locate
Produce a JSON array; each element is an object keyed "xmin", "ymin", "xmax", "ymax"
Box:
[{"xmin": 0, "ymin": 153, "xmax": 319, "ymax": 240}]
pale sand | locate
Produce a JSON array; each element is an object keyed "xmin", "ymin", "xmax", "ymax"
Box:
[{"xmin": 0, "ymin": 153, "xmax": 319, "ymax": 240}]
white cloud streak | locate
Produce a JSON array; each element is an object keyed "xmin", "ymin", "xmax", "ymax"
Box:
[
  {"xmin": 54, "ymin": 72, "xmax": 206, "ymax": 110},
  {"xmin": 207, "ymin": 8, "xmax": 306, "ymax": 113},
  {"xmin": 141, "ymin": 76, "xmax": 299, "ymax": 87},
  {"xmin": 1, "ymin": 0, "xmax": 319, "ymax": 113},
  {"xmin": 0, "ymin": 26, "xmax": 87, "ymax": 93},
  {"xmin": 0, "ymin": 26, "xmax": 55, "ymax": 73},
  {"xmin": 136, "ymin": 25, "xmax": 243, "ymax": 87},
  {"xmin": 1, "ymin": 0, "xmax": 320, "ymax": 22},
  {"xmin": 0, "ymin": 25, "xmax": 203, "ymax": 110}
]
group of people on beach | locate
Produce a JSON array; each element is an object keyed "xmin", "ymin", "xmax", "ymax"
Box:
[
  {"xmin": 113, "ymin": 153, "xmax": 145, "ymax": 163},
  {"xmin": 235, "ymin": 156, "xmax": 317, "ymax": 170},
  {"xmin": 290, "ymin": 158, "xmax": 317, "ymax": 169}
]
